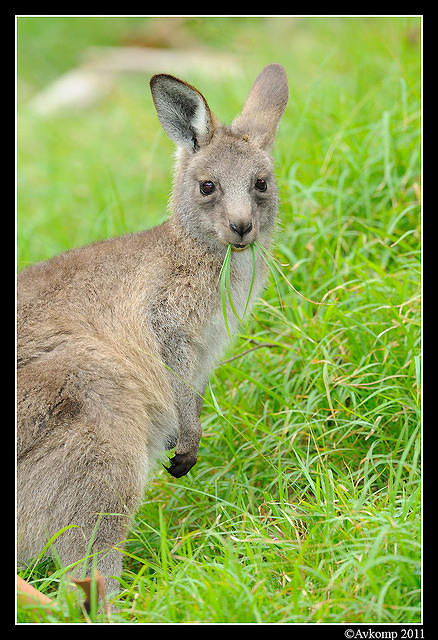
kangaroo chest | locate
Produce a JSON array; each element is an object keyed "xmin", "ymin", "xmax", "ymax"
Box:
[{"xmin": 195, "ymin": 250, "xmax": 266, "ymax": 390}]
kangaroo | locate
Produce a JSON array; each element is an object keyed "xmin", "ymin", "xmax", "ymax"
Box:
[{"xmin": 17, "ymin": 64, "xmax": 289, "ymax": 593}]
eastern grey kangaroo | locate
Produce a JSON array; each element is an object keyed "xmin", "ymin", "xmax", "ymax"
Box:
[{"xmin": 17, "ymin": 63, "xmax": 289, "ymax": 593}]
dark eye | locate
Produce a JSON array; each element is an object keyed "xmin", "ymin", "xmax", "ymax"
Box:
[
  {"xmin": 255, "ymin": 178, "xmax": 267, "ymax": 192},
  {"xmin": 200, "ymin": 181, "xmax": 215, "ymax": 196}
]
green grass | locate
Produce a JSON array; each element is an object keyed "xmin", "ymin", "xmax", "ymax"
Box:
[{"xmin": 16, "ymin": 16, "xmax": 421, "ymax": 623}]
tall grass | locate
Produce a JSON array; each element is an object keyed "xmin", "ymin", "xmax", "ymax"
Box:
[{"xmin": 17, "ymin": 16, "xmax": 421, "ymax": 623}]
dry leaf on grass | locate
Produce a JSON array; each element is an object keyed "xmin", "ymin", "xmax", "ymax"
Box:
[{"xmin": 70, "ymin": 570, "xmax": 109, "ymax": 616}]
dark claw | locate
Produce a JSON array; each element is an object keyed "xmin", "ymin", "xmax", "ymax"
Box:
[{"xmin": 163, "ymin": 453, "xmax": 197, "ymax": 478}]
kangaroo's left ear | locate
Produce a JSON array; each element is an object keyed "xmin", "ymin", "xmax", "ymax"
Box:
[
  {"xmin": 150, "ymin": 74, "xmax": 217, "ymax": 153},
  {"xmin": 231, "ymin": 63, "xmax": 289, "ymax": 151}
]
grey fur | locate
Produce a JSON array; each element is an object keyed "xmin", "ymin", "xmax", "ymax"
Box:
[{"xmin": 17, "ymin": 64, "xmax": 289, "ymax": 593}]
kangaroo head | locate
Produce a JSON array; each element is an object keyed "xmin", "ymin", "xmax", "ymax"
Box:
[{"xmin": 150, "ymin": 64, "xmax": 288, "ymax": 253}]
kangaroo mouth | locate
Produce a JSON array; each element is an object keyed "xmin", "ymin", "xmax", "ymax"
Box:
[{"xmin": 231, "ymin": 243, "xmax": 250, "ymax": 252}]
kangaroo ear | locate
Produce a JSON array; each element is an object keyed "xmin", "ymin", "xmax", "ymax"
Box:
[
  {"xmin": 150, "ymin": 74, "xmax": 215, "ymax": 153},
  {"xmin": 231, "ymin": 63, "xmax": 289, "ymax": 151}
]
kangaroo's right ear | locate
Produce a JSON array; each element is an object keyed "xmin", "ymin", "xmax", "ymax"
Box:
[
  {"xmin": 150, "ymin": 74, "xmax": 216, "ymax": 153},
  {"xmin": 231, "ymin": 63, "xmax": 289, "ymax": 151}
]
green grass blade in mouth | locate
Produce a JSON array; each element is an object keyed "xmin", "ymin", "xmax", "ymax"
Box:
[
  {"xmin": 226, "ymin": 251, "xmax": 243, "ymax": 323},
  {"xmin": 219, "ymin": 244, "xmax": 232, "ymax": 338},
  {"xmin": 217, "ymin": 243, "xmax": 232, "ymax": 288},
  {"xmin": 242, "ymin": 243, "xmax": 257, "ymax": 319}
]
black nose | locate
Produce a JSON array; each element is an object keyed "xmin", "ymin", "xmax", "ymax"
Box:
[{"xmin": 229, "ymin": 221, "xmax": 253, "ymax": 237}]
